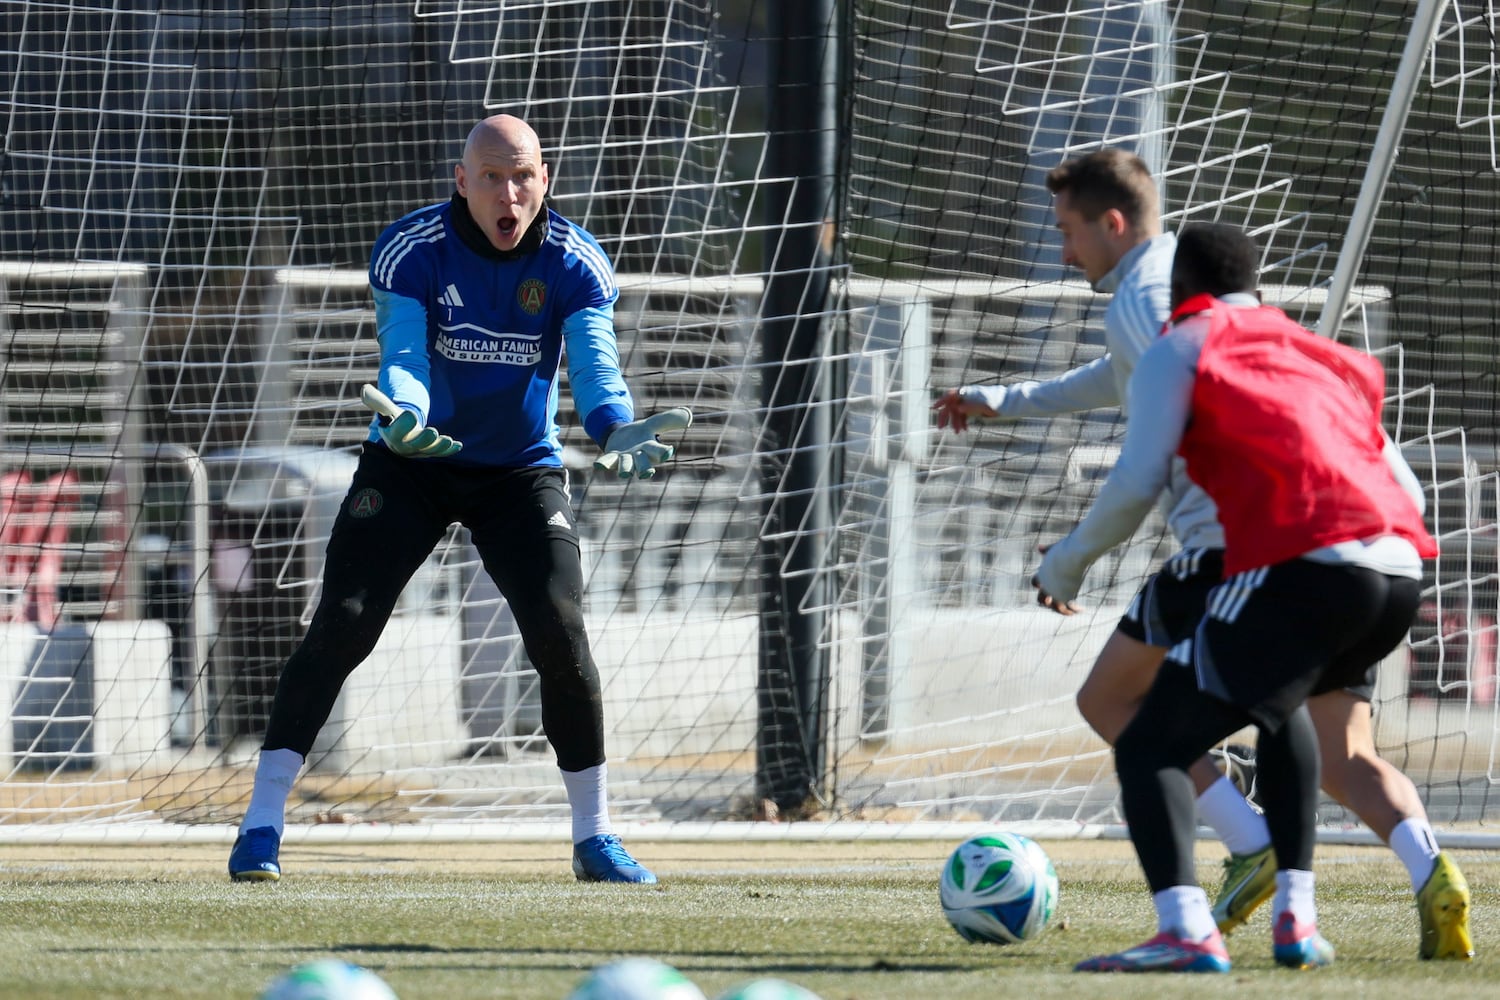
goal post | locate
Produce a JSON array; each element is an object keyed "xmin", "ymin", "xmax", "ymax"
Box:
[
  {"xmin": 0, "ymin": 1, "xmax": 1496, "ymax": 843},
  {"xmin": 1317, "ymin": 0, "xmax": 1450, "ymax": 338}
]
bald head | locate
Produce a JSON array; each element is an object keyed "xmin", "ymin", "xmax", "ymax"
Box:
[
  {"xmin": 455, "ymin": 114, "xmax": 549, "ymax": 252},
  {"xmin": 463, "ymin": 114, "xmax": 542, "ymax": 165}
]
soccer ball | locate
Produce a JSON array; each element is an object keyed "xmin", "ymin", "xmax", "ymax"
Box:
[
  {"xmin": 259, "ymin": 959, "xmax": 397, "ymax": 1000},
  {"xmin": 713, "ymin": 979, "xmax": 824, "ymax": 1000},
  {"xmin": 566, "ymin": 958, "xmax": 707, "ymax": 1000},
  {"xmin": 939, "ymin": 831, "xmax": 1058, "ymax": 944}
]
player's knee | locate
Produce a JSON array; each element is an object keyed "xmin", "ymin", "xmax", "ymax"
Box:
[
  {"xmin": 1076, "ymin": 684, "xmax": 1128, "ymax": 745},
  {"xmin": 1318, "ymin": 766, "xmax": 1351, "ymax": 805},
  {"xmin": 1075, "ymin": 686, "xmax": 1103, "ymax": 733},
  {"xmin": 299, "ymin": 598, "xmax": 388, "ymax": 664},
  {"xmin": 1115, "ymin": 709, "xmax": 1202, "ymax": 778},
  {"xmin": 520, "ymin": 616, "xmax": 595, "ymax": 684},
  {"xmin": 532, "ymin": 652, "xmax": 601, "ymax": 704},
  {"xmin": 317, "ymin": 586, "xmax": 387, "ymax": 626},
  {"xmin": 520, "ymin": 586, "xmax": 586, "ymax": 630},
  {"xmin": 1317, "ymin": 748, "xmax": 1380, "ymax": 803}
]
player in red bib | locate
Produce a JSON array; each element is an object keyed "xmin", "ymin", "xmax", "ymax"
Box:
[{"xmin": 1036, "ymin": 222, "xmax": 1471, "ymax": 972}]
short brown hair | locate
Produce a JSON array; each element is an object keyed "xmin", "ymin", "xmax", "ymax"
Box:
[{"xmin": 1045, "ymin": 148, "xmax": 1159, "ymax": 230}]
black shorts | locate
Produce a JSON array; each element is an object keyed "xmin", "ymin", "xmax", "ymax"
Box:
[
  {"xmin": 1120, "ymin": 548, "xmax": 1385, "ymax": 701},
  {"xmin": 1118, "ymin": 548, "xmax": 1224, "ymax": 648},
  {"xmin": 1167, "ymin": 559, "xmax": 1421, "ymax": 731},
  {"xmin": 325, "ymin": 444, "xmax": 584, "ymax": 612},
  {"xmin": 341, "ymin": 443, "xmax": 580, "ymax": 546}
]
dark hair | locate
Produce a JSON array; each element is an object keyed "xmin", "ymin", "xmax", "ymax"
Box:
[
  {"xmin": 1044, "ymin": 148, "xmax": 1159, "ymax": 229},
  {"xmin": 1172, "ymin": 222, "xmax": 1259, "ymax": 298}
]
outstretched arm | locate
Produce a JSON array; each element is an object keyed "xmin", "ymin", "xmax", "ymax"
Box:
[
  {"xmin": 595, "ymin": 408, "xmax": 694, "ymax": 480},
  {"xmin": 563, "ymin": 305, "xmax": 693, "ymax": 480},
  {"xmin": 563, "ymin": 305, "xmax": 634, "ymax": 445},
  {"xmin": 933, "ymin": 356, "xmax": 1120, "ymax": 432},
  {"xmin": 1032, "ymin": 334, "xmax": 1198, "ymax": 608}
]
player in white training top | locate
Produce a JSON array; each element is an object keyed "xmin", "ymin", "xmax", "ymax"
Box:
[{"xmin": 933, "ymin": 149, "xmax": 1470, "ymax": 957}]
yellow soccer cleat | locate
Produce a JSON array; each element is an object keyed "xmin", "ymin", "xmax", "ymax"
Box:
[
  {"xmin": 1417, "ymin": 852, "xmax": 1474, "ymax": 960},
  {"xmin": 1211, "ymin": 845, "xmax": 1276, "ymax": 936}
]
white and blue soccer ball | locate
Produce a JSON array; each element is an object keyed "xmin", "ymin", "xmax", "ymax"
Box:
[
  {"xmin": 939, "ymin": 831, "xmax": 1059, "ymax": 944},
  {"xmin": 566, "ymin": 958, "xmax": 707, "ymax": 1000},
  {"xmin": 713, "ymin": 979, "xmax": 824, "ymax": 1000},
  {"xmin": 259, "ymin": 959, "xmax": 397, "ymax": 1000}
]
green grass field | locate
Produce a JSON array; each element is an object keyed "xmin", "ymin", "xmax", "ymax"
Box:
[{"xmin": 0, "ymin": 838, "xmax": 1491, "ymax": 999}]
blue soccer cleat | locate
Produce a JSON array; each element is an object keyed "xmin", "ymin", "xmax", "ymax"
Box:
[
  {"xmin": 1075, "ymin": 930, "xmax": 1231, "ymax": 973},
  {"xmin": 1272, "ymin": 911, "xmax": 1335, "ymax": 969},
  {"xmin": 228, "ymin": 825, "xmax": 282, "ymax": 882},
  {"xmin": 572, "ymin": 833, "xmax": 657, "ymax": 884}
]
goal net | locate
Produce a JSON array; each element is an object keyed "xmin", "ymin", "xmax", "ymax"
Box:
[{"xmin": 0, "ymin": 0, "xmax": 1496, "ymax": 840}]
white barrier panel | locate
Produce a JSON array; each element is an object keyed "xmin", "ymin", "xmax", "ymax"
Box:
[
  {"xmin": 310, "ymin": 613, "xmax": 465, "ymax": 772},
  {"xmin": 0, "ymin": 621, "xmax": 172, "ymax": 771},
  {"xmin": 590, "ymin": 607, "xmax": 1114, "ymax": 761}
]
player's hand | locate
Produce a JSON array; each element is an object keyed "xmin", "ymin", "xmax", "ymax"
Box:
[
  {"xmin": 932, "ymin": 387, "xmax": 1001, "ymax": 433},
  {"xmin": 595, "ymin": 407, "xmax": 693, "ymax": 480},
  {"xmin": 1031, "ymin": 578, "xmax": 1079, "ymax": 616},
  {"xmin": 1031, "ymin": 542, "xmax": 1079, "ymax": 616},
  {"xmin": 361, "ymin": 384, "xmax": 463, "ymax": 459}
]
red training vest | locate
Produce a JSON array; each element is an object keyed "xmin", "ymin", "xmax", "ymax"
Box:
[{"xmin": 1177, "ymin": 303, "xmax": 1437, "ymax": 576}]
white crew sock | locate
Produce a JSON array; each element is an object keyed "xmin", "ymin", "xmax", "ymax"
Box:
[
  {"xmin": 1388, "ymin": 817, "xmax": 1441, "ymax": 893},
  {"xmin": 1153, "ymin": 885, "xmax": 1218, "ymax": 941},
  {"xmin": 1272, "ymin": 869, "xmax": 1317, "ymax": 926},
  {"xmin": 1196, "ymin": 774, "xmax": 1271, "ymax": 856},
  {"xmin": 239, "ymin": 747, "xmax": 304, "ymax": 837},
  {"xmin": 560, "ymin": 763, "xmax": 612, "ymax": 844}
]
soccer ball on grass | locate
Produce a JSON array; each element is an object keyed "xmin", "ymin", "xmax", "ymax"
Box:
[
  {"xmin": 939, "ymin": 831, "xmax": 1058, "ymax": 944},
  {"xmin": 566, "ymin": 957, "xmax": 707, "ymax": 1000},
  {"xmin": 259, "ymin": 958, "xmax": 397, "ymax": 1000}
]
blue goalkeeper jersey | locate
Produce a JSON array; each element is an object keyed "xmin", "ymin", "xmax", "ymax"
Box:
[{"xmin": 367, "ymin": 198, "xmax": 634, "ymax": 467}]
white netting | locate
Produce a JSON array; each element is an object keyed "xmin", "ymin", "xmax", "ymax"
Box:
[{"xmin": 0, "ymin": 0, "xmax": 1496, "ymax": 836}]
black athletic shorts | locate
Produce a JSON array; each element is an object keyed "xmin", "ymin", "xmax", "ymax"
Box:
[
  {"xmin": 1118, "ymin": 548, "xmax": 1225, "ymax": 648},
  {"xmin": 1165, "ymin": 559, "xmax": 1421, "ymax": 731},
  {"xmin": 1120, "ymin": 547, "xmax": 1390, "ymax": 701}
]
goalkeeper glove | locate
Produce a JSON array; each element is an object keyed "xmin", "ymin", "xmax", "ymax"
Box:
[
  {"xmin": 360, "ymin": 384, "xmax": 464, "ymax": 459},
  {"xmin": 594, "ymin": 407, "xmax": 693, "ymax": 480}
]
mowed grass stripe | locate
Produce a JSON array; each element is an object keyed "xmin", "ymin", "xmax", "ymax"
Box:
[{"xmin": 0, "ymin": 840, "xmax": 1488, "ymax": 999}]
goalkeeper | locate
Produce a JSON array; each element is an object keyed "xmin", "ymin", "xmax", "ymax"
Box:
[{"xmin": 228, "ymin": 114, "xmax": 690, "ymax": 885}]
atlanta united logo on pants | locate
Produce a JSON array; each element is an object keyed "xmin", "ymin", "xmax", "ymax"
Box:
[{"xmin": 348, "ymin": 487, "xmax": 384, "ymax": 518}]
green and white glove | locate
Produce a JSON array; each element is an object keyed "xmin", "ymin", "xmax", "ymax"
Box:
[
  {"xmin": 594, "ymin": 407, "xmax": 693, "ymax": 480},
  {"xmin": 360, "ymin": 384, "xmax": 464, "ymax": 459}
]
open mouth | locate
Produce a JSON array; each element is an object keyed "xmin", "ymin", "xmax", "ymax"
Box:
[{"xmin": 497, "ymin": 217, "xmax": 518, "ymax": 237}]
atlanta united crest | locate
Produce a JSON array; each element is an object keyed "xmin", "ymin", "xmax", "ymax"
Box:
[
  {"xmin": 518, "ymin": 278, "xmax": 547, "ymax": 315},
  {"xmin": 348, "ymin": 487, "xmax": 384, "ymax": 518}
]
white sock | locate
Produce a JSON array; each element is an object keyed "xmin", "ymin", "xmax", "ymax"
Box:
[
  {"xmin": 1196, "ymin": 775, "xmax": 1271, "ymax": 856},
  {"xmin": 560, "ymin": 763, "xmax": 612, "ymax": 844},
  {"xmin": 1272, "ymin": 869, "xmax": 1317, "ymax": 926},
  {"xmin": 240, "ymin": 747, "xmax": 304, "ymax": 836},
  {"xmin": 1388, "ymin": 817, "xmax": 1441, "ymax": 893},
  {"xmin": 1153, "ymin": 885, "xmax": 1218, "ymax": 941}
]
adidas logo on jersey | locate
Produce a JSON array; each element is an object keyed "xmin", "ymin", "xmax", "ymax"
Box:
[
  {"xmin": 438, "ymin": 283, "xmax": 465, "ymax": 308},
  {"xmin": 546, "ymin": 510, "xmax": 571, "ymax": 530}
]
